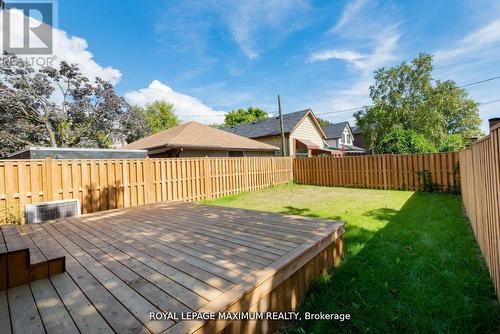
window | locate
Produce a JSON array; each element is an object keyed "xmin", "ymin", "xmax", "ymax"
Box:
[{"xmin": 342, "ymin": 134, "xmax": 346, "ymax": 143}]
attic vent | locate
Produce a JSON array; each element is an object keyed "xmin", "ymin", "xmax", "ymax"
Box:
[{"xmin": 24, "ymin": 199, "xmax": 81, "ymax": 224}]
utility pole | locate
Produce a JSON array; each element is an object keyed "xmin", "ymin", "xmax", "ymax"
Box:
[{"xmin": 278, "ymin": 95, "xmax": 287, "ymax": 156}]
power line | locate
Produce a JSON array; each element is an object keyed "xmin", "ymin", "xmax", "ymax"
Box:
[
  {"xmin": 182, "ymin": 96, "xmax": 500, "ymax": 119},
  {"xmin": 479, "ymin": 99, "xmax": 500, "ymax": 106},
  {"xmin": 179, "ymin": 75, "xmax": 500, "ymax": 119},
  {"xmin": 314, "ymin": 75, "xmax": 500, "ymax": 117},
  {"xmin": 315, "ymin": 107, "xmax": 365, "ymax": 116},
  {"xmin": 458, "ymin": 75, "xmax": 500, "ymax": 88}
]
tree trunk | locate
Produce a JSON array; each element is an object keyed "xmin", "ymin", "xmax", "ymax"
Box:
[{"xmin": 44, "ymin": 120, "xmax": 57, "ymax": 147}]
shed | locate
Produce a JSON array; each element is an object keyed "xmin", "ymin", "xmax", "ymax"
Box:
[{"xmin": 7, "ymin": 147, "xmax": 147, "ymax": 160}]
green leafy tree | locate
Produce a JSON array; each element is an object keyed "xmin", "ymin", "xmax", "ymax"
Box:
[
  {"xmin": 142, "ymin": 101, "xmax": 180, "ymax": 134},
  {"xmin": 223, "ymin": 107, "xmax": 268, "ymax": 126},
  {"xmin": 438, "ymin": 134, "xmax": 465, "ymax": 152},
  {"xmin": 354, "ymin": 54, "xmax": 482, "ymax": 152},
  {"xmin": 375, "ymin": 129, "xmax": 436, "ymax": 154},
  {"xmin": 316, "ymin": 117, "xmax": 331, "ymax": 127},
  {"xmin": 0, "ymin": 55, "xmax": 143, "ymax": 156}
]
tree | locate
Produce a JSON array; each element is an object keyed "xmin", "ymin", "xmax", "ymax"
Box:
[
  {"xmin": 0, "ymin": 55, "xmax": 143, "ymax": 156},
  {"xmin": 375, "ymin": 129, "xmax": 436, "ymax": 154},
  {"xmin": 120, "ymin": 106, "xmax": 151, "ymax": 144},
  {"xmin": 354, "ymin": 54, "xmax": 482, "ymax": 152},
  {"xmin": 438, "ymin": 134, "xmax": 465, "ymax": 152},
  {"xmin": 316, "ymin": 117, "xmax": 331, "ymax": 127},
  {"xmin": 223, "ymin": 107, "xmax": 268, "ymax": 126},
  {"xmin": 142, "ymin": 100, "xmax": 180, "ymax": 134}
]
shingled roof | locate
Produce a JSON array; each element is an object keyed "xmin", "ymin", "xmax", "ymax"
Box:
[
  {"xmin": 123, "ymin": 121, "xmax": 279, "ymax": 151},
  {"xmin": 351, "ymin": 126, "xmax": 362, "ymax": 134},
  {"xmin": 323, "ymin": 122, "xmax": 350, "ymax": 139},
  {"xmin": 222, "ymin": 109, "xmax": 324, "ymax": 138}
]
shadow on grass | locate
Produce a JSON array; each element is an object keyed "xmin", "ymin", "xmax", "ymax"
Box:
[
  {"xmin": 285, "ymin": 192, "xmax": 500, "ymax": 334},
  {"xmin": 280, "ymin": 206, "xmax": 342, "ymax": 222}
]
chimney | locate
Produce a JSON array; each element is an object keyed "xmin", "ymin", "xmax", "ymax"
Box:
[{"xmin": 489, "ymin": 118, "xmax": 500, "ymax": 132}]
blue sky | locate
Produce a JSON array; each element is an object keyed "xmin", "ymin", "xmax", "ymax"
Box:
[{"xmin": 6, "ymin": 0, "xmax": 500, "ymax": 131}]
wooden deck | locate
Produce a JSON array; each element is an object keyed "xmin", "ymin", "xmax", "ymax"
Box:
[{"xmin": 0, "ymin": 202, "xmax": 344, "ymax": 334}]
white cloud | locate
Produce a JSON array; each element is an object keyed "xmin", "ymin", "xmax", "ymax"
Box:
[
  {"xmin": 307, "ymin": 1, "xmax": 402, "ymax": 123},
  {"xmin": 0, "ymin": 9, "xmax": 121, "ymax": 84},
  {"xmin": 309, "ymin": 50, "xmax": 366, "ymax": 63},
  {"xmin": 125, "ymin": 80, "xmax": 226, "ymax": 124},
  {"xmin": 435, "ymin": 19, "xmax": 500, "ymax": 62},
  {"xmin": 156, "ymin": 0, "xmax": 310, "ymax": 61},
  {"xmin": 221, "ymin": 0, "xmax": 309, "ymax": 60},
  {"xmin": 434, "ymin": 17, "xmax": 500, "ymax": 132},
  {"xmin": 330, "ymin": 0, "xmax": 367, "ymax": 33}
]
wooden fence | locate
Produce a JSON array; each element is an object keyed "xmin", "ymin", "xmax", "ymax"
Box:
[
  {"xmin": 294, "ymin": 153, "xmax": 460, "ymax": 192},
  {"xmin": 0, "ymin": 157, "xmax": 293, "ymax": 216},
  {"xmin": 459, "ymin": 122, "xmax": 500, "ymax": 299}
]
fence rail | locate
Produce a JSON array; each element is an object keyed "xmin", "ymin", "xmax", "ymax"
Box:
[
  {"xmin": 459, "ymin": 123, "xmax": 500, "ymax": 299},
  {"xmin": 294, "ymin": 153, "xmax": 460, "ymax": 192},
  {"xmin": 0, "ymin": 157, "xmax": 293, "ymax": 216}
]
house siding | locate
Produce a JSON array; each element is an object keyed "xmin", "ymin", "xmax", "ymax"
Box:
[
  {"xmin": 289, "ymin": 115, "xmax": 325, "ymax": 156},
  {"xmin": 254, "ymin": 135, "xmax": 290, "ymax": 156},
  {"xmin": 149, "ymin": 149, "xmax": 274, "ymax": 158},
  {"xmin": 326, "ymin": 125, "xmax": 353, "ymax": 148},
  {"xmin": 354, "ymin": 133, "xmax": 368, "ymax": 150},
  {"xmin": 325, "ymin": 138, "xmax": 340, "ymax": 148},
  {"xmin": 179, "ymin": 149, "xmax": 275, "ymax": 158}
]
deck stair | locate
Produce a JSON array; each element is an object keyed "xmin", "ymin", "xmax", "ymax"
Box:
[{"xmin": 0, "ymin": 224, "xmax": 65, "ymax": 290}]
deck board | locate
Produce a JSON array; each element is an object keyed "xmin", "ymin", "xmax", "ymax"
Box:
[
  {"xmin": 1, "ymin": 202, "xmax": 344, "ymax": 334},
  {"xmin": 30, "ymin": 278, "xmax": 79, "ymax": 334},
  {"xmin": 8, "ymin": 284, "xmax": 44, "ymax": 334},
  {"xmin": 0, "ymin": 291, "xmax": 11, "ymax": 334},
  {"xmin": 107, "ymin": 212, "xmax": 267, "ymax": 274},
  {"xmin": 79, "ymin": 214, "xmax": 244, "ymax": 284}
]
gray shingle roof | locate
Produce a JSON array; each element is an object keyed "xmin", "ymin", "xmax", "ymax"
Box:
[
  {"xmin": 222, "ymin": 109, "xmax": 311, "ymax": 138},
  {"xmin": 351, "ymin": 126, "xmax": 362, "ymax": 134},
  {"xmin": 322, "ymin": 122, "xmax": 349, "ymax": 139},
  {"xmin": 344, "ymin": 144, "xmax": 366, "ymax": 152}
]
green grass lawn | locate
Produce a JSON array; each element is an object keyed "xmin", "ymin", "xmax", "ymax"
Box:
[{"xmin": 203, "ymin": 184, "xmax": 500, "ymax": 333}]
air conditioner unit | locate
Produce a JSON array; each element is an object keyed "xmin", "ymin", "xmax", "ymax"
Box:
[{"xmin": 24, "ymin": 199, "xmax": 81, "ymax": 224}]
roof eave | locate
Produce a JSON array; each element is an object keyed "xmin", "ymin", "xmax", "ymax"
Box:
[{"xmin": 289, "ymin": 110, "xmax": 327, "ymax": 138}]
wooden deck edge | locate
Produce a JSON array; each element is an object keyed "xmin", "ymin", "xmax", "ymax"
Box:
[
  {"xmin": 0, "ymin": 234, "xmax": 66, "ymax": 290},
  {"xmin": 165, "ymin": 222, "xmax": 345, "ymax": 334}
]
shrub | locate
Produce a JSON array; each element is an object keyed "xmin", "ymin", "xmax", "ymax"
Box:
[
  {"xmin": 375, "ymin": 129, "xmax": 437, "ymax": 154},
  {"xmin": 0, "ymin": 203, "xmax": 23, "ymax": 225},
  {"xmin": 439, "ymin": 134, "xmax": 465, "ymax": 152}
]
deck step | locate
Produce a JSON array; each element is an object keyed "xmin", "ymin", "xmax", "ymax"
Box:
[{"xmin": 0, "ymin": 224, "xmax": 65, "ymax": 290}]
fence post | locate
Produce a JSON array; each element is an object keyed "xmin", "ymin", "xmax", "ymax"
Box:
[
  {"xmin": 44, "ymin": 157, "xmax": 54, "ymax": 201},
  {"xmin": 244, "ymin": 157, "xmax": 249, "ymax": 191},
  {"xmin": 203, "ymin": 157, "xmax": 211, "ymax": 199},
  {"xmin": 271, "ymin": 158, "xmax": 276, "ymax": 185},
  {"xmin": 143, "ymin": 157, "xmax": 151, "ymax": 204}
]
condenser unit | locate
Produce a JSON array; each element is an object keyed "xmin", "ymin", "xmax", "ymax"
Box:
[{"xmin": 24, "ymin": 199, "xmax": 81, "ymax": 224}]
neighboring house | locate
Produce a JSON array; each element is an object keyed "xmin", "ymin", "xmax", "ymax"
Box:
[
  {"xmin": 223, "ymin": 109, "xmax": 341, "ymax": 157},
  {"xmin": 323, "ymin": 122, "xmax": 366, "ymax": 155},
  {"xmin": 352, "ymin": 126, "xmax": 369, "ymax": 151},
  {"xmin": 7, "ymin": 147, "xmax": 147, "ymax": 159},
  {"xmin": 122, "ymin": 121, "xmax": 279, "ymax": 158}
]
